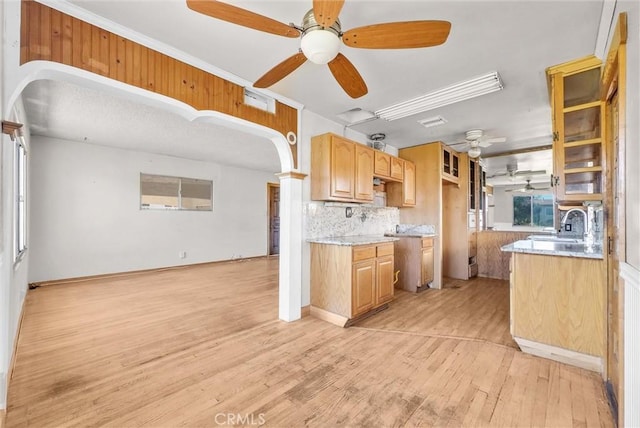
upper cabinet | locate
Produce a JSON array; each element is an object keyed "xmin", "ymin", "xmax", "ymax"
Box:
[
  {"xmin": 387, "ymin": 160, "xmax": 416, "ymax": 207},
  {"xmin": 442, "ymin": 145, "xmax": 460, "ymax": 184},
  {"xmin": 311, "ymin": 133, "xmax": 373, "ymax": 203},
  {"xmin": 547, "ymin": 56, "xmax": 604, "ymax": 202},
  {"xmin": 311, "ymin": 133, "xmax": 414, "ymax": 207},
  {"xmin": 374, "ymin": 151, "xmax": 404, "ymax": 181}
]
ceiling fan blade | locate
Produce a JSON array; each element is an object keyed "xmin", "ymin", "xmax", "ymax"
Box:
[
  {"xmin": 487, "ymin": 172, "xmax": 508, "ymax": 178},
  {"xmin": 449, "ymin": 141, "xmax": 469, "ymax": 147},
  {"xmin": 254, "ymin": 52, "xmax": 307, "ymax": 88},
  {"xmin": 186, "ymin": 0, "xmax": 300, "ymax": 38},
  {"xmin": 342, "ymin": 20, "xmax": 451, "ymax": 49},
  {"xmin": 328, "ymin": 53, "xmax": 368, "ymax": 98},
  {"xmin": 313, "ymin": 0, "xmax": 345, "ymax": 28}
]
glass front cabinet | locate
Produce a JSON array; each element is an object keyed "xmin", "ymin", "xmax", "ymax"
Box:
[{"xmin": 547, "ymin": 56, "xmax": 604, "ymax": 202}]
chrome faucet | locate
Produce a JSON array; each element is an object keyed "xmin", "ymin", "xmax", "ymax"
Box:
[{"xmin": 560, "ymin": 208, "xmax": 589, "ymax": 239}]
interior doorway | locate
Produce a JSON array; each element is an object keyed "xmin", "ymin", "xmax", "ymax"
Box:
[{"xmin": 267, "ymin": 183, "xmax": 280, "ymax": 256}]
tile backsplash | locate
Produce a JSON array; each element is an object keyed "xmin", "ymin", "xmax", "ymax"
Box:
[{"xmin": 305, "ymin": 202, "xmax": 399, "ymax": 239}]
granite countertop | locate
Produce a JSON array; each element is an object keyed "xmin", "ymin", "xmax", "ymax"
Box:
[
  {"xmin": 384, "ymin": 233, "xmax": 437, "ymax": 238},
  {"xmin": 307, "ymin": 235, "xmax": 400, "ymax": 246},
  {"xmin": 501, "ymin": 239, "xmax": 603, "ymax": 259}
]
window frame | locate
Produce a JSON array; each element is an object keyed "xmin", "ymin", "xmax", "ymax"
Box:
[
  {"xmin": 512, "ymin": 194, "xmax": 554, "ymax": 228},
  {"xmin": 14, "ymin": 134, "xmax": 27, "ymax": 263},
  {"xmin": 140, "ymin": 173, "xmax": 213, "ymax": 212}
]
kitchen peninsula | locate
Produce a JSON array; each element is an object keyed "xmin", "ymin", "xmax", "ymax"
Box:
[{"xmin": 502, "ymin": 238, "xmax": 605, "ymax": 372}]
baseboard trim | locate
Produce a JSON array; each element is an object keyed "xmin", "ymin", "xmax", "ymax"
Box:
[
  {"xmin": 6, "ymin": 293, "xmax": 27, "ymax": 403},
  {"xmin": 30, "ymin": 255, "xmax": 271, "ymax": 288},
  {"xmin": 301, "ymin": 305, "xmax": 311, "ymax": 318},
  {"xmin": 514, "ymin": 336, "xmax": 603, "ymax": 373},
  {"xmin": 310, "ymin": 306, "xmax": 348, "ymax": 327}
]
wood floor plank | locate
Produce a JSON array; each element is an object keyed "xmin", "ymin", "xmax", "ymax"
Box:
[{"xmin": 5, "ymin": 258, "xmax": 613, "ymax": 427}]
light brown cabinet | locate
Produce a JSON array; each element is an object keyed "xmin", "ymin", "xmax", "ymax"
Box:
[
  {"xmin": 311, "ymin": 242, "xmax": 395, "ymax": 326},
  {"xmin": 373, "ymin": 151, "xmax": 404, "ymax": 182},
  {"xmin": 387, "ymin": 160, "xmax": 416, "ymax": 207},
  {"xmin": 393, "ymin": 236, "xmax": 434, "ymax": 292},
  {"xmin": 442, "ymin": 145, "xmax": 460, "ymax": 184},
  {"xmin": 311, "ymin": 133, "xmax": 373, "ymax": 203},
  {"xmin": 509, "ymin": 251, "xmax": 606, "ymax": 370},
  {"xmin": 547, "ymin": 56, "xmax": 605, "ymax": 202}
]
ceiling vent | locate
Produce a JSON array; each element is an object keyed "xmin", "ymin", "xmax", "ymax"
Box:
[{"xmin": 418, "ymin": 115, "xmax": 447, "ymax": 129}]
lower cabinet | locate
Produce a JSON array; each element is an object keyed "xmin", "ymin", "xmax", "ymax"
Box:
[
  {"xmin": 394, "ymin": 236, "xmax": 435, "ymax": 292},
  {"xmin": 311, "ymin": 242, "xmax": 395, "ymax": 326}
]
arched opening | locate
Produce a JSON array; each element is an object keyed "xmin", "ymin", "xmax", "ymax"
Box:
[{"xmin": 9, "ymin": 62, "xmax": 302, "ymax": 322}]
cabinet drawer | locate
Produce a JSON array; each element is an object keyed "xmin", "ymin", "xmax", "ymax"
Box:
[
  {"xmin": 376, "ymin": 243, "xmax": 394, "ymax": 257},
  {"xmin": 421, "ymin": 238, "xmax": 434, "ymax": 248},
  {"xmin": 353, "ymin": 245, "xmax": 376, "ymax": 261}
]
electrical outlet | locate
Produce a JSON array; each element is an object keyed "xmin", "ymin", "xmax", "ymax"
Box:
[
  {"xmin": 564, "ymin": 224, "xmax": 572, "ymax": 232},
  {"xmin": 179, "ymin": 251, "xmax": 187, "ymax": 259}
]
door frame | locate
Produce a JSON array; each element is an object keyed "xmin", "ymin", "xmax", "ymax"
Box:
[
  {"xmin": 601, "ymin": 12, "xmax": 627, "ymax": 426},
  {"xmin": 267, "ymin": 182, "xmax": 280, "ymax": 256}
]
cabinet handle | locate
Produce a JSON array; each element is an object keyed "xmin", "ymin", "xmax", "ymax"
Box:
[
  {"xmin": 608, "ymin": 236, "xmax": 613, "ymax": 255},
  {"xmin": 550, "ymin": 174, "xmax": 554, "ymax": 187}
]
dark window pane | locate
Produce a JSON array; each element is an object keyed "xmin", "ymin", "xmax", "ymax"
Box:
[{"xmin": 513, "ymin": 196, "xmax": 532, "ymax": 226}]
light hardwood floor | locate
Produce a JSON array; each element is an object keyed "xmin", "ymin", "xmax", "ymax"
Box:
[{"xmin": 6, "ymin": 259, "xmax": 612, "ymax": 427}]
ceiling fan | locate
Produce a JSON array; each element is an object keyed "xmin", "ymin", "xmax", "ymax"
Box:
[
  {"xmin": 186, "ymin": 0, "xmax": 451, "ymax": 98},
  {"xmin": 505, "ymin": 179, "xmax": 551, "ymax": 193},
  {"xmin": 487, "ymin": 164, "xmax": 547, "ymax": 179},
  {"xmin": 450, "ymin": 129, "xmax": 506, "ymax": 158}
]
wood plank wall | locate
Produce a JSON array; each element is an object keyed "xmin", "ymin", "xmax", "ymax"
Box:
[
  {"xmin": 477, "ymin": 231, "xmax": 530, "ymax": 280},
  {"xmin": 19, "ymin": 0, "xmax": 298, "ymax": 167}
]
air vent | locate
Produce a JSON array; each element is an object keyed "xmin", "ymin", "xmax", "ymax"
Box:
[
  {"xmin": 418, "ymin": 115, "xmax": 447, "ymax": 129},
  {"xmin": 244, "ymin": 88, "xmax": 275, "ymax": 113}
]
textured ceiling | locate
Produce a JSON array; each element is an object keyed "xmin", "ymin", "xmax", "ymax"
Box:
[{"xmin": 24, "ymin": 0, "xmax": 604, "ymax": 178}]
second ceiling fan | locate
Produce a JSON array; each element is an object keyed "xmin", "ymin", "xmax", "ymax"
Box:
[{"xmin": 186, "ymin": 0, "xmax": 451, "ymax": 98}]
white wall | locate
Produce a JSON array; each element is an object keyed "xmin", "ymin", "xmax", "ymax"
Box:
[{"xmin": 28, "ymin": 136, "xmax": 278, "ymax": 282}]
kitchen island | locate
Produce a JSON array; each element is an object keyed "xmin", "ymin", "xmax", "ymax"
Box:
[
  {"xmin": 309, "ymin": 235, "xmax": 399, "ymax": 327},
  {"xmin": 502, "ymin": 239, "xmax": 605, "ymax": 372}
]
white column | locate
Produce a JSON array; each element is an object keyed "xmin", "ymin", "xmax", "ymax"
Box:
[{"xmin": 276, "ymin": 171, "xmax": 306, "ymax": 322}]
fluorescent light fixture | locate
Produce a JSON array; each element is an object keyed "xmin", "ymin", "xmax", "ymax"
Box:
[
  {"xmin": 376, "ymin": 72, "xmax": 504, "ymax": 121},
  {"xmin": 336, "ymin": 108, "xmax": 378, "ymax": 126},
  {"xmin": 418, "ymin": 115, "xmax": 447, "ymax": 129}
]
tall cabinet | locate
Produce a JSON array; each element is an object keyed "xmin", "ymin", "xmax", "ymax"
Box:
[
  {"xmin": 398, "ymin": 142, "xmax": 476, "ymax": 287},
  {"xmin": 547, "ymin": 55, "xmax": 605, "ymax": 203}
]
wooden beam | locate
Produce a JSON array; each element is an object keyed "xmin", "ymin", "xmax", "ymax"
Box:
[
  {"xmin": 601, "ymin": 12, "xmax": 628, "ymax": 100},
  {"xmin": 481, "ymin": 145, "xmax": 553, "ymax": 159}
]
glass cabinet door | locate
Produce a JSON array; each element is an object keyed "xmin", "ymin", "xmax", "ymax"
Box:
[{"xmin": 551, "ymin": 63, "xmax": 604, "ymax": 201}]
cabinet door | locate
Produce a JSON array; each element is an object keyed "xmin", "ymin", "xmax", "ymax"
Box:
[
  {"xmin": 352, "ymin": 259, "xmax": 375, "ymax": 317},
  {"xmin": 355, "ymin": 145, "xmax": 374, "ymax": 202},
  {"xmin": 390, "ymin": 157, "xmax": 404, "ymax": 181},
  {"xmin": 550, "ymin": 65, "xmax": 604, "ymax": 202},
  {"xmin": 330, "ymin": 137, "xmax": 355, "ymax": 199},
  {"xmin": 403, "ymin": 161, "xmax": 416, "ymax": 206},
  {"xmin": 421, "ymin": 247, "xmax": 434, "ymax": 286},
  {"xmin": 374, "ymin": 151, "xmax": 391, "ymax": 178},
  {"xmin": 376, "ymin": 255, "xmax": 394, "ymax": 305}
]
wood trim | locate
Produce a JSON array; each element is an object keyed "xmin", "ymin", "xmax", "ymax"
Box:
[
  {"xmin": 20, "ymin": 0, "xmax": 298, "ymax": 167},
  {"xmin": 481, "ymin": 145, "xmax": 553, "ymax": 159},
  {"xmin": 514, "ymin": 337, "xmax": 603, "ymax": 373},
  {"xmin": 275, "ymin": 171, "xmax": 307, "ymax": 180},
  {"xmin": 601, "ymin": 12, "xmax": 628, "ymax": 100},
  {"xmin": 1, "ymin": 121, "xmax": 24, "ymax": 139},
  {"xmin": 30, "ymin": 256, "xmax": 271, "ymax": 287},
  {"xmin": 309, "ymin": 306, "xmax": 348, "ymax": 327},
  {"xmin": 0, "ymin": 409, "xmax": 5, "ymax": 428},
  {"xmin": 301, "ymin": 305, "xmax": 311, "ymax": 318},
  {"xmin": 6, "ymin": 294, "xmax": 27, "ymax": 402}
]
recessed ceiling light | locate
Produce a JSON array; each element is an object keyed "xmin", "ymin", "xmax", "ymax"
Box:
[
  {"xmin": 376, "ymin": 72, "xmax": 504, "ymax": 121},
  {"xmin": 336, "ymin": 108, "xmax": 378, "ymax": 126},
  {"xmin": 418, "ymin": 115, "xmax": 447, "ymax": 129}
]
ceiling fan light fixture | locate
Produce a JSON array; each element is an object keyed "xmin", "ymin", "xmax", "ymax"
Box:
[
  {"xmin": 375, "ymin": 71, "xmax": 504, "ymax": 121},
  {"xmin": 468, "ymin": 146, "xmax": 482, "ymax": 158},
  {"xmin": 301, "ymin": 29, "xmax": 341, "ymax": 64}
]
